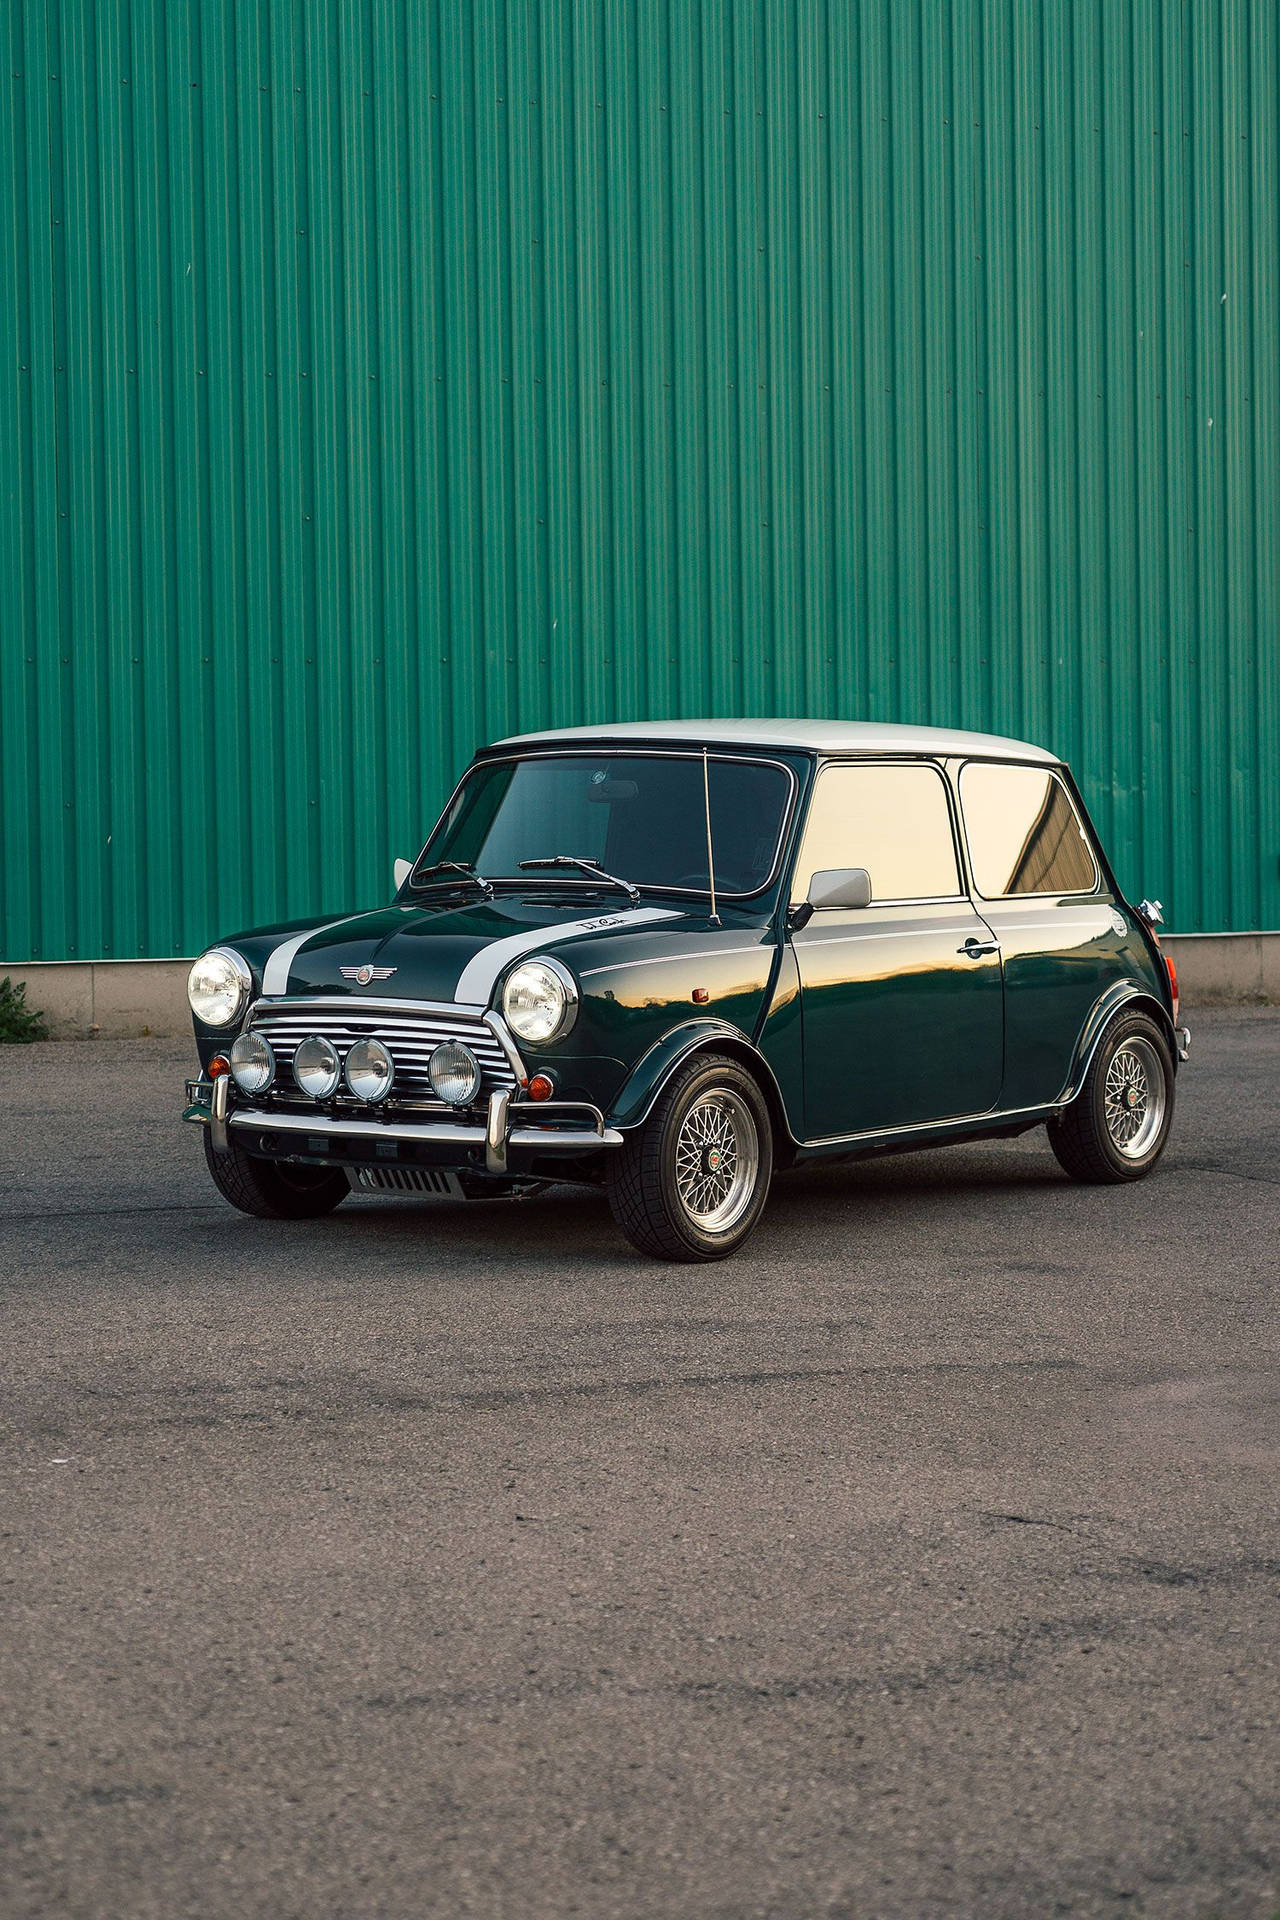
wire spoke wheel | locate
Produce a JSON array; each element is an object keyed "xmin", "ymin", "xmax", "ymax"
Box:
[
  {"xmin": 1047, "ymin": 1010, "xmax": 1175, "ymax": 1186},
  {"xmin": 673, "ymin": 1087, "xmax": 759, "ymax": 1232},
  {"xmin": 1102, "ymin": 1035, "xmax": 1166, "ymax": 1159},
  {"xmin": 606, "ymin": 1052, "xmax": 773, "ymax": 1261}
]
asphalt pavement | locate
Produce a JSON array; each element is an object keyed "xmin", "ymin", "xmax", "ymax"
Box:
[{"xmin": 1, "ymin": 1012, "xmax": 1277, "ymax": 1918}]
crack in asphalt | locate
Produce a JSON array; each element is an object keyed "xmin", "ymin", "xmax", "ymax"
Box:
[
  {"xmin": 355, "ymin": 1566, "xmax": 1280, "ymax": 1721},
  {"xmin": 357, "ymin": 1610, "xmax": 1139, "ymax": 1719},
  {"xmin": 1175, "ymin": 1162, "xmax": 1280, "ymax": 1190},
  {"xmin": 0, "ymin": 1202, "xmax": 227, "ymax": 1223}
]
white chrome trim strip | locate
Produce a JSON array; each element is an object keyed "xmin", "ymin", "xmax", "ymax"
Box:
[
  {"xmin": 227, "ymin": 1109, "xmax": 621, "ymax": 1150},
  {"xmin": 791, "ymin": 925, "xmax": 983, "ymax": 947},
  {"xmin": 975, "ymin": 918, "xmax": 1113, "ymax": 937},
  {"xmin": 482, "ymin": 1010, "xmax": 528, "ymax": 1081},
  {"xmin": 510, "ymin": 1125, "xmax": 624, "ymax": 1148},
  {"xmin": 255, "ymin": 994, "xmax": 490, "ymax": 1018},
  {"xmin": 230, "ymin": 1110, "xmax": 484, "ymax": 1143},
  {"xmin": 579, "ymin": 943, "xmax": 764, "ymax": 979},
  {"xmin": 801, "ymin": 1097, "xmax": 1054, "ymax": 1149}
]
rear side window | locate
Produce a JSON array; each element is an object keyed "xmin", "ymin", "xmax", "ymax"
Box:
[
  {"xmin": 792, "ymin": 763, "xmax": 961, "ymax": 903},
  {"xmin": 959, "ymin": 763, "xmax": 1097, "ymax": 897}
]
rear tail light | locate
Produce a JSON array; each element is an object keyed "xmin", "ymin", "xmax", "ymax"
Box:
[{"xmin": 1164, "ymin": 953, "xmax": 1179, "ymax": 1023}]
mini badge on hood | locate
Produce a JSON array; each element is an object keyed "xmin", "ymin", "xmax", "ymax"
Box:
[{"xmin": 341, "ymin": 964, "xmax": 397, "ymax": 987}]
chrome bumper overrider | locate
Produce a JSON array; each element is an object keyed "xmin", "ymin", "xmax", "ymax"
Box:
[
  {"xmin": 1176, "ymin": 1025, "xmax": 1191, "ymax": 1062},
  {"xmin": 185, "ymin": 1082, "xmax": 621, "ymax": 1174}
]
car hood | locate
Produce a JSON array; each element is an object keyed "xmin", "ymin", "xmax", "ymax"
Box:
[{"xmin": 240, "ymin": 895, "xmax": 696, "ymax": 1008}]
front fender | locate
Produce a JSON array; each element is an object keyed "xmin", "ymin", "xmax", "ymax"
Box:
[
  {"xmin": 1059, "ymin": 981, "xmax": 1179, "ymax": 1105},
  {"xmin": 608, "ymin": 1018, "xmax": 793, "ymax": 1140}
]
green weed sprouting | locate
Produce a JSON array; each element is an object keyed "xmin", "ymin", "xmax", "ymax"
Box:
[{"xmin": 0, "ymin": 977, "xmax": 49, "ymax": 1043}]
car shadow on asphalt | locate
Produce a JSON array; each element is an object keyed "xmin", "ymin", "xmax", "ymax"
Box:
[{"xmin": 315, "ymin": 1140, "xmax": 1072, "ymax": 1268}]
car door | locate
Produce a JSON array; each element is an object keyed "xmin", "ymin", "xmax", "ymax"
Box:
[
  {"xmin": 956, "ymin": 759, "xmax": 1125, "ymax": 1109},
  {"xmin": 789, "ymin": 759, "xmax": 1004, "ymax": 1140}
]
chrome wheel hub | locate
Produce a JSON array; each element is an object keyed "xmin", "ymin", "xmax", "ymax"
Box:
[
  {"xmin": 674, "ymin": 1088, "xmax": 759, "ymax": 1233},
  {"xmin": 1104, "ymin": 1037, "xmax": 1166, "ymax": 1158}
]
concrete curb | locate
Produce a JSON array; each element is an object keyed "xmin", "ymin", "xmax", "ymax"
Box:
[{"xmin": 2, "ymin": 933, "xmax": 1277, "ymax": 1039}]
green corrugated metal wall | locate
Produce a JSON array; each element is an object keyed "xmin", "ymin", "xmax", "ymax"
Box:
[{"xmin": 2, "ymin": 0, "xmax": 1277, "ymax": 960}]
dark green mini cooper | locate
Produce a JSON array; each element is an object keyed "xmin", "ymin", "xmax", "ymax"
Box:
[{"xmin": 184, "ymin": 721, "xmax": 1189, "ymax": 1261}]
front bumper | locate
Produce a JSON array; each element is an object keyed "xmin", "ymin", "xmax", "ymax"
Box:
[{"xmin": 184, "ymin": 1080, "xmax": 621, "ymax": 1174}]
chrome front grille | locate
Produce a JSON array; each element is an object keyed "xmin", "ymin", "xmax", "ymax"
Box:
[{"xmin": 247, "ymin": 998, "xmax": 518, "ymax": 1105}]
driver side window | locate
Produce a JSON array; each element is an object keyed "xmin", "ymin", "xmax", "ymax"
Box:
[{"xmin": 792, "ymin": 762, "xmax": 962, "ymax": 904}]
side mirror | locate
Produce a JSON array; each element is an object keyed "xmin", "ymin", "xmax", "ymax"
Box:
[
  {"xmin": 807, "ymin": 867, "xmax": 872, "ymax": 911},
  {"xmin": 393, "ymin": 857, "xmax": 413, "ymax": 889}
]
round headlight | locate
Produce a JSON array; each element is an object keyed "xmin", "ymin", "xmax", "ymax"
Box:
[
  {"xmin": 187, "ymin": 947, "xmax": 251, "ymax": 1028},
  {"xmin": 229, "ymin": 1030, "xmax": 275, "ymax": 1095},
  {"xmin": 428, "ymin": 1041, "xmax": 482, "ymax": 1107},
  {"xmin": 345, "ymin": 1037, "xmax": 394, "ymax": 1104},
  {"xmin": 293, "ymin": 1035, "xmax": 341, "ymax": 1099},
  {"xmin": 501, "ymin": 957, "xmax": 578, "ymax": 1044}
]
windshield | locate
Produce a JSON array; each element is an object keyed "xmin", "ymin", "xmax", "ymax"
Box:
[{"xmin": 414, "ymin": 753, "xmax": 794, "ymax": 897}]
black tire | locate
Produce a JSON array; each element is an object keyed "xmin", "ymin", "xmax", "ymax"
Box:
[
  {"xmin": 1047, "ymin": 1010, "xmax": 1175, "ymax": 1184},
  {"xmin": 202, "ymin": 1128, "xmax": 350, "ymax": 1219},
  {"xmin": 606, "ymin": 1052, "xmax": 773, "ymax": 1261}
]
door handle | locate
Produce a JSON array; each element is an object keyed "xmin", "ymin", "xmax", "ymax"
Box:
[{"xmin": 958, "ymin": 937, "xmax": 1001, "ymax": 957}]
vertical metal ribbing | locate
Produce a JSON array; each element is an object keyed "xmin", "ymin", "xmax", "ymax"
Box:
[{"xmin": 1, "ymin": 0, "xmax": 1277, "ymax": 962}]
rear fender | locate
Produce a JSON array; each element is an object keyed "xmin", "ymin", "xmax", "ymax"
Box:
[{"xmin": 1059, "ymin": 983, "xmax": 1178, "ymax": 1106}]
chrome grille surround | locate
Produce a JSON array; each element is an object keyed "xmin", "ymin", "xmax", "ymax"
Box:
[{"xmin": 244, "ymin": 996, "xmax": 521, "ymax": 1110}]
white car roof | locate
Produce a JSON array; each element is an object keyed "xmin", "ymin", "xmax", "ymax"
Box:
[{"xmin": 493, "ymin": 717, "xmax": 1060, "ymax": 765}]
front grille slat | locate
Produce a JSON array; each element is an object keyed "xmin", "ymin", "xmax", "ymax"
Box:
[
  {"xmin": 248, "ymin": 999, "xmax": 517, "ymax": 1106},
  {"xmin": 258, "ymin": 1021, "xmax": 505, "ymax": 1045}
]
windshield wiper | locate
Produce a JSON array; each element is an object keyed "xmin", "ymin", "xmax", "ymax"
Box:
[
  {"xmin": 410, "ymin": 860, "xmax": 493, "ymax": 897},
  {"xmin": 518, "ymin": 856, "xmax": 640, "ymax": 906}
]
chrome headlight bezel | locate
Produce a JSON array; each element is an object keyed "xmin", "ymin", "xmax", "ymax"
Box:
[
  {"xmin": 229, "ymin": 1029, "xmax": 275, "ymax": 1095},
  {"xmin": 187, "ymin": 946, "xmax": 253, "ymax": 1029},
  {"xmin": 500, "ymin": 955, "xmax": 579, "ymax": 1046},
  {"xmin": 344, "ymin": 1037, "xmax": 395, "ymax": 1105},
  {"xmin": 293, "ymin": 1034, "xmax": 342, "ymax": 1100},
  {"xmin": 428, "ymin": 1041, "xmax": 483, "ymax": 1107}
]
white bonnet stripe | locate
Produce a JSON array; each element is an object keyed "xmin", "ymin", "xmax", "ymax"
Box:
[
  {"xmin": 453, "ymin": 908, "xmax": 682, "ymax": 1007},
  {"xmin": 261, "ymin": 918, "xmax": 356, "ymax": 996}
]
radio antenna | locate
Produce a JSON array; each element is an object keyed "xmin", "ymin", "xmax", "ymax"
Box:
[{"xmin": 702, "ymin": 746, "xmax": 720, "ymax": 927}]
